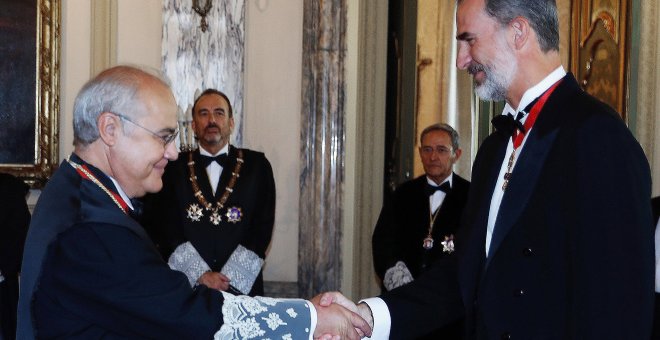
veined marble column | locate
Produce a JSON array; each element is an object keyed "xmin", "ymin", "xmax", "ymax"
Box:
[
  {"xmin": 299, "ymin": 0, "xmax": 347, "ymax": 296},
  {"xmin": 162, "ymin": 0, "xmax": 245, "ymax": 147}
]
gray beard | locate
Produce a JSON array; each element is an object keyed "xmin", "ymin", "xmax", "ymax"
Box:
[{"xmin": 475, "ymin": 78, "xmax": 508, "ymax": 102}]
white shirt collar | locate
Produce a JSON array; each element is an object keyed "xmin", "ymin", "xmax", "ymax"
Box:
[
  {"xmin": 109, "ymin": 177, "xmax": 134, "ymax": 210},
  {"xmin": 199, "ymin": 143, "xmax": 230, "ymax": 157},
  {"xmin": 501, "ymin": 66, "xmax": 566, "ymax": 116},
  {"xmin": 426, "ymin": 173, "xmax": 453, "ymax": 188}
]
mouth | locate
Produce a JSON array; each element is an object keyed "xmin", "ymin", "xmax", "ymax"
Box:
[
  {"xmin": 153, "ymin": 159, "xmax": 169, "ymax": 172},
  {"xmin": 468, "ymin": 63, "xmax": 486, "ymax": 83},
  {"xmin": 205, "ymin": 125, "xmax": 220, "ymax": 132}
]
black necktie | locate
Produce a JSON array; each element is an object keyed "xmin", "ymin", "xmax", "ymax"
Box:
[
  {"xmin": 198, "ymin": 153, "xmax": 229, "ymax": 168},
  {"xmin": 427, "ymin": 181, "xmax": 451, "ymax": 196},
  {"xmin": 491, "ymin": 111, "xmax": 525, "ymax": 137}
]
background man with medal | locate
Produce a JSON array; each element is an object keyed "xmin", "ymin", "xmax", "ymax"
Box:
[
  {"xmin": 372, "ymin": 123, "xmax": 469, "ymax": 339},
  {"xmin": 142, "ymin": 88, "xmax": 276, "ymax": 296},
  {"xmin": 317, "ymin": 0, "xmax": 654, "ymax": 338},
  {"xmin": 17, "ymin": 66, "xmax": 370, "ymax": 339}
]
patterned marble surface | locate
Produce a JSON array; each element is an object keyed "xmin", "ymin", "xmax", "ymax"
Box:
[
  {"xmin": 162, "ymin": 0, "xmax": 245, "ymax": 147},
  {"xmin": 298, "ymin": 0, "xmax": 347, "ymax": 297}
]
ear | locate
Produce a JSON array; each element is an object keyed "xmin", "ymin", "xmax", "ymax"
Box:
[
  {"xmin": 228, "ymin": 116, "xmax": 235, "ymax": 133},
  {"xmin": 510, "ymin": 17, "xmax": 530, "ymax": 50},
  {"xmin": 97, "ymin": 112, "xmax": 121, "ymax": 146},
  {"xmin": 453, "ymin": 148, "xmax": 463, "ymax": 161}
]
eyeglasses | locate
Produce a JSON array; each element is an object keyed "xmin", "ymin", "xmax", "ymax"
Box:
[
  {"xmin": 420, "ymin": 146, "xmax": 453, "ymax": 155},
  {"xmin": 111, "ymin": 112, "xmax": 179, "ymax": 146}
]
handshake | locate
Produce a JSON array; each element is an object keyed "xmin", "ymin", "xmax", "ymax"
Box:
[{"xmin": 311, "ymin": 292, "xmax": 375, "ymax": 340}]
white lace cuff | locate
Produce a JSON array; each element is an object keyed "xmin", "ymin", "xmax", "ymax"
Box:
[
  {"xmin": 383, "ymin": 261, "xmax": 414, "ymax": 291},
  {"xmin": 215, "ymin": 291, "xmax": 313, "ymax": 339},
  {"xmin": 0, "ymin": 270, "xmax": 4, "ymax": 283},
  {"xmin": 168, "ymin": 242, "xmax": 211, "ymax": 287},
  {"xmin": 221, "ymin": 245, "xmax": 264, "ymax": 294}
]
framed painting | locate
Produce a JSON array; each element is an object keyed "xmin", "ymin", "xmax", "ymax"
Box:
[{"xmin": 0, "ymin": 0, "xmax": 60, "ymax": 188}]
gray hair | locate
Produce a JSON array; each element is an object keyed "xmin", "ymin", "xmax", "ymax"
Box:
[
  {"xmin": 459, "ymin": 0, "xmax": 559, "ymax": 52},
  {"xmin": 72, "ymin": 65, "xmax": 170, "ymax": 146},
  {"xmin": 420, "ymin": 123, "xmax": 460, "ymax": 151}
]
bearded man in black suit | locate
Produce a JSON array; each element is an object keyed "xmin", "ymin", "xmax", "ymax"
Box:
[
  {"xmin": 141, "ymin": 89, "xmax": 275, "ymax": 297},
  {"xmin": 318, "ymin": 0, "xmax": 653, "ymax": 338}
]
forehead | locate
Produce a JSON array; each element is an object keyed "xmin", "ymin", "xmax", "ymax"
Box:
[
  {"xmin": 196, "ymin": 93, "xmax": 229, "ymax": 109},
  {"xmin": 421, "ymin": 130, "xmax": 452, "ymax": 145},
  {"xmin": 456, "ymin": 0, "xmax": 494, "ymax": 37},
  {"xmin": 139, "ymin": 82, "xmax": 177, "ymax": 121}
]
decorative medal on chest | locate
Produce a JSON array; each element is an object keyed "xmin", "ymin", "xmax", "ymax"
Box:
[
  {"xmin": 423, "ymin": 237, "xmax": 434, "ymax": 250},
  {"xmin": 185, "ymin": 149, "xmax": 244, "ymax": 226},
  {"xmin": 186, "ymin": 203, "xmax": 204, "ymax": 221},
  {"xmin": 424, "ymin": 206, "xmax": 442, "ymax": 250}
]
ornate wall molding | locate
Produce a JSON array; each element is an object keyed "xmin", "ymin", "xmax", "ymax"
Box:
[{"xmin": 298, "ymin": 0, "xmax": 347, "ymax": 297}]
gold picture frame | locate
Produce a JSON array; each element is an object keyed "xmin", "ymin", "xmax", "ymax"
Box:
[
  {"xmin": 0, "ymin": 0, "xmax": 60, "ymax": 188},
  {"xmin": 570, "ymin": 0, "xmax": 629, "ymax": 120}
]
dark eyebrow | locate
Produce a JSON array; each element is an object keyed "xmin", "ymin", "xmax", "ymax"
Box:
[{"xmin": 456, "ymin": 32, "xmax": 472, "ymax": 41}]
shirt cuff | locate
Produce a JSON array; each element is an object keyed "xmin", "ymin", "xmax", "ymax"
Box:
[
  {"xmin": 307, "ymin": 300, "xmax": 318, "ymax": 340},
  {"xmin": 360, "ymin": 297, "xmax": 391, "ymax": 339}
]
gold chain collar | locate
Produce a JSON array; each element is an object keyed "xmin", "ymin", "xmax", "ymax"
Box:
[{"xmin": 187, "ymin": 148, "xmax": 244, "ymax": 215}]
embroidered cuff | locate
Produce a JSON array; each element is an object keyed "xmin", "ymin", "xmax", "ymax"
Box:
[
  {"xmin": 215, "ymin": 291, "xmax": 313, "ymax": 339},
  {"xmin": 168, "ymin": 241, "xmax": 211, "ymax": 287},
  {"xmin": 383, "ymin": 261, "xmax": 414, "ymax": 291},
  {"xmin": 220, "ymin": 245, "xmax": 264, "ymax": 294}
]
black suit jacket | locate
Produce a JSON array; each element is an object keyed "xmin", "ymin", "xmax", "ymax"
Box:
[
  {"xmin": 18, "ymin": 155, "xmax": 223, "ymax": 339},
  {"xmin": 373, "ymin": 173, "xmax": 470, "ymax": 280},
  {"xmin": 652, "ymin": 197, "xmax": 660, "ymax": 225},
  {"xmin": 0, "ymin": 173, "xmax": 30, "ymax": 340},
  {"xmin": 142, "ymin": 145, "xmax": 275, "ymax": 296},
  {"xmin": 382, "ymin": 73, "xmax": 654, "ymax": 339}
]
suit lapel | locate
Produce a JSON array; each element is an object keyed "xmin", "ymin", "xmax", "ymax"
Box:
[
  {"xmin": 193, "ymin": 149, "xmax": 216, "ymax": 200},
  {"xmin": 486, "ymin": 74, "xmax": 576, "ymax": 262},
  {"xmin": 215, "ymin": 145, "xmax": 238, "ymax": 199}
]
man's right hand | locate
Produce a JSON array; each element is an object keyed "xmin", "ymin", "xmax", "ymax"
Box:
[
  {"xmin": 317, "ymin": 291, "xmax": 374, "ymax": 330},
  {"xmin": 197, "ymin": 271, "xmax": 230, "ymax": 291},
  {"xmin": 311, "ymin": 293, "xmax": 372, "ymax": 339}
]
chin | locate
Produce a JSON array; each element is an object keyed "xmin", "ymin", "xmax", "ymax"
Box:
[{"xmin": 144, "ymin": 178, "xmax": 164, "ymax": 194}]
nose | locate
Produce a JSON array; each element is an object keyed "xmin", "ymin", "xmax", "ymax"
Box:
[
  {"xmin": 456, "ymin": 42, "xmax": 471, "ymax": 70},
  {"xmin": 164, "ymin": 141, "xmax": 179, "ymax": 161}
]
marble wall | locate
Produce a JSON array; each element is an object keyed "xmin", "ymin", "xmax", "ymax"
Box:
[{"xmin": 162, "ymin": 0, "xmax": 245, "ymax": 147}]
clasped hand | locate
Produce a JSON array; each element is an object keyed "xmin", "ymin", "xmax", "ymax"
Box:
[
  {"xmin": 197, "ymin": 271, "xmax": 231, "ymax": 291},
  {"xmin": 311, "ymin": 291, "xmax": 373, "ymax": 340}
]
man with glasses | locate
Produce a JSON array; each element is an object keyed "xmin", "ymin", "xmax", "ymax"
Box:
[
  {"xmin": 372, "ymin": 123, "xmax": 468, "ymax": 339},
  {"xmin": 141, "ymin": 88, "xmax": 276, "ymax": 297},
  {"xmin": 17, "ymin": 65, "xmax": 370, "ymax": 339}
]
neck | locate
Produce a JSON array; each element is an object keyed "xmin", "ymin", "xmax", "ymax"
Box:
[
  {"xmin": 75, "ymin": 143, "xmax": 112, "ymax": 178},
  {"xmin": 200, "ymin": 141, "xmax": 228, "ymax": 155},
  {"xmin": 506, "ymin": 50, "xmax": 561, "ymax": 109},
  {"xmin": 428, "ymin": 174, "xmax": 450, "ymax": 185}
]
